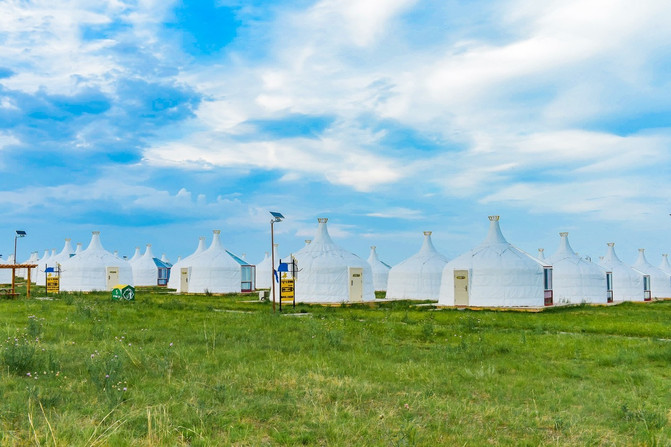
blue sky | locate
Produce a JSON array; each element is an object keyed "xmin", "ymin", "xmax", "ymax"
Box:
[{"xmin": 1, "ymin": 0, "xmax": 670, "ymax": 267}]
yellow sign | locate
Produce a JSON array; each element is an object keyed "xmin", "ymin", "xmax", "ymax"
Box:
[
  {"xmin": 280, "ymin": 278, "xmax": 294, "ymax": 301},
  {"xmin": 46, "ymin": 276, "xmax": 60, "ymax": 293}
]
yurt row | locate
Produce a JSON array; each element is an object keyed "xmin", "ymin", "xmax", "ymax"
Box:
[
  {"xmin": 259, "ymin": 216, "xmax": 671, "ymax": 307},
  {"xmin": 8, "ymin": 231, "xmax": 255, "ymax": 293},
  {"xmin": 7, "ymin": 216, "xmax": 670, "ymax": 307}
]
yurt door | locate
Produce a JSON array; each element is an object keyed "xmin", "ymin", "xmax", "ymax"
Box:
[
  {"xmin": 454, "ymin": 270, "xmax": 469, "ymax": 306},
  {"xmin": 180, "ymin": 268, "xmax": 189, "ymax": 293},
  {"xmin": 106, "ymin": 267, "xmax": 119, "ymax": 291},
  {"xmin": 349, "ymin": 267, "xmax": 363, "ymax": 302}
]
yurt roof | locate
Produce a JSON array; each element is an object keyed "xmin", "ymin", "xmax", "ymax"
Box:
[
  {"xmin": 633, "ymin": 248, "xmax": 669, "ymax": 277},
  {"xmin": 51, "ymin": 239, "xmax": 75, "ymax": 266},
  {"xmin": 392, "ymin": 231, "xmax": 448, "ymax": 270},
  {"xmin": 129, "ymin": 247, "xmax": 142, "ymax": 264},
  {"xmin": 189, "ymin": 231, "xmax": 240, "ymax": 268},
  {"xmin": 456, "ymin": 216, "xmax": 546, "ymax": 269},
  {"xmin": 660, "ymin": 254, "xmax": 671, "ymax": 274},
  {"xmin": 367, "ymin": 246, "xmax": 391, "ymax": 271},
  {"xmin": 600, "ymin": 243, "xmax": 644, "ymax": 274}
]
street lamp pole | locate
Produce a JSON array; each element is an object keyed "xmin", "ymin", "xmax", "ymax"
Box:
[
  {"xmin": 14, "ymin": 230, "xmax": 26, "ymax": 264},
  {"xmin": 269, "ymin": 212, "xmax": 284, "ymax": 313}
]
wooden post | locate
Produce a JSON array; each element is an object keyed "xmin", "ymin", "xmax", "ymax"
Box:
[
  {"xmin": 11, "ymin": 267, "xmax": 15, "ymax": 296},
  {"xmin": 26, "ymin": 266, "xmax": 31, "ymax": 299}
]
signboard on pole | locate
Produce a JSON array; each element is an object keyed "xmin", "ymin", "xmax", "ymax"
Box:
[
  {"xmin": 280, "ymin": 277, "xmax": 295, "ymax": 301},
  {"xmin": 46, "ymin": 276, "xmax": 60, "ymax": 294}
]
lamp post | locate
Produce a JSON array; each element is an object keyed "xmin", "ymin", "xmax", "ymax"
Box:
[
  {"xmin": 270, "ymin": 212, "xmax": 284, "ymax": 312},
  {"xmin": 14, "ymin": 230, "xmax": 26, "ymax": 264}
]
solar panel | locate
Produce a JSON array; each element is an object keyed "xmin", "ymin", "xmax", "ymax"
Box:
[{"xmin": 270, "ymin": 211, "xmax": 285, "ymax": 221}]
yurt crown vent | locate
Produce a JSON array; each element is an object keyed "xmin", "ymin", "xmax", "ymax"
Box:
[
  {"xmin": 92, "ymin": 231, "xmax": 100, "ymax": 235},
  {"xmin": 65, "ymin": 238, "xmax": 71, "ymax": 242},
  {"xmin": 305, "ymin": 240, "xmax": 311, "ymax": 244},
  {"xmin": 538, "ymin": 248, "xmax": 544, "ymax": 253},
  {"xmin": 639, "ymin": 248, "xmax": 645, "ymax": 253},
  {"xmin": 371, "ymin": 245, "xmax": 376, "ymax": 250},
  {"xmin": 607, "ymin": 242, "xmax": 615, "ymax": 247},
  {"xmin": 488, "ymin": 215, "xmax": 500, "ymax": 221},
  {"xmin": 318, "ymin": 218, "xmax": 328, "ymax": 223},
  {"xmin": 560, "ymin": 232, "xmax": 568, "ymax": 237},
  {"xmin": 423, "ymin": 231, "xmax": 432, "ymax": 236},
  {"xmin": 213, "ymin": 230, "xmax": 221, "ymax": 235},
  {"xmin": 146, "ymin": 243, "xmax": 151, "ymax": 247}
]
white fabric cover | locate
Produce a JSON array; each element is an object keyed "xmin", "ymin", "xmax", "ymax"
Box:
[
  {"xmin": 161, "ymin": 254, "xmax": 170, "ymax": 264},
  {"xmin": 293, "ymin": 219, "xmax": 374, "ymax": 303},
  {"xmin": 367, "ymin": 246, "xmax": 390, "ymax": 291},
  {"xmin": 386, "ymin": 232, "xmax": 448, "ymax": 300},
  {"xmin": 537, "ymin": 249, "xmax": 545, "ymax": 260},
  {"xmin": 167, "ymin": 237, "xmax": 206, "ymax": 292},
  {"xmin": 60, "ymin": 232, "xmax": 133, "ymax": 292},
  {"xmin": 132, "ymin": 244, "xmax": 159, "ymax": 286},
  {"xmin": 547, "ymin": 233, "xmax": 607, "ymax": 304},
  {"xmin": 660, "ymin": 254, "xmax": 671, "ymax": 275},
  {"xmin": 74, "ymin": 243, "xmax": 83, "ymax": 255},
  {"xmin": 255, "ymin": 251, "xmax": 272, "ymax": 290},
  {"xmin": 0, "ymin": 255, "xmax": 12, "ymax": 283},
  {"xmin": 599, "ymin": 243, "xmax": 645, "ymax": 301},
  {"xmin": 439, "ymin": 216, "xmax": 548, "ymax": 307},
  {"xmin": 183, "ymin": 230, "xmax": 241, "ymax": 294},
  {"xmin": 632, "ymin": 249, "xmax": 671, "ymax": 298}
]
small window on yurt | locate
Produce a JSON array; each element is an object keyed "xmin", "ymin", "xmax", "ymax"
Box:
[
  {"xmin": 543, "ymin": 267, "xmax": 553, "ymax": 306},
  {"xmin": 643, "ymin": 275, "xmax": 651, "ymax": 301},
  {"xmin": 606, "ymin": 272, "xmax": 613, "ymax": 303}
]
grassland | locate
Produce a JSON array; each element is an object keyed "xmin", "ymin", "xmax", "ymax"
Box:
[{"xmin": 1, "ymin": 286, "xmax": 671, "ymax": 446}]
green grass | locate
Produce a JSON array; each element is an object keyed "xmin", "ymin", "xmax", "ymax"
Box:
[{"xmin": 1, "ymin": 286, "xmax": 671, "ymax": 445}]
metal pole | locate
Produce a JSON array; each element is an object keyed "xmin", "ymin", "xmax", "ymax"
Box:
[
  {"xmin": 14, "ymin": 235, "xmax": 18, "ymax": 264},
  {"xmin": 271, "ymin": 220, "xmax": 276, "ymax": 312}
]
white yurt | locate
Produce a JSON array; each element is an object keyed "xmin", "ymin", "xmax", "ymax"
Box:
[
  {"xmin": 74, "ymin": 243, "xmax": 83, "ymax": 255},
  {"xmin": 167, "ymin": 236, "xmax": 206, "ymax": 292},
  {"xmin": 367, "ymin": 246, "xmax": 391, "ymax": 292},
  {"xmin": 292, "ymin": 218, "xmax": 374, "ymax": 303},
  {"xmin": 60, "ymin": 231, "xmax": 133, "ymax": 292},
  {"xmin": 599, "ymin": 243, "xmax": 645, "ymax": 301},
  {"xmin": 255, "ymin": 251, "xmax": 272, "ymax": 290},
  {"xmin": 439, "ymin": 216, "xmax": 551, "ymax": 307},
  {"xmin": 632, "ymin": 249, "xmax": 671, "ymax": 299},
  {"xmin": 660, "ymin": 254, "xmax": 671, "ymax": 275},
  {"xmin": 132, "ymin": 244, "xmax": 159, "ymax": 286},
  {"xmin": 0, "ymin": 255, "xmax": 12, "ymax": 284},
  {"xmin": 35, "ymin": 250, "xmax": 50, "ymax": 272},
  {"xmin": 36, "ymin": 239, "xmax": 75, "ymax": 286},
  {"xmin": 547, "ymin": 232, "xmax": 607, "ymax": 304},
  {"xmin": 128, "ymin": 247, "xmax": 142, "ymax": 265},
  {"xmin": 182, "ymin": 230, "xmax": 241, "ymax": 294},
  {"xmin": 386, "ymin": 231, "xmax": 448, "ymax": 300},
  {"xmin": 17, "ymin": 251, "xmax": 39, "ymax": 279},
  {"xmin": 537, "ymin": 248, "xmax": 545, "ymax": 261},
  {"xmin": 35, "ymin": 249, "xmax": 57, "ymax": 286}
]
